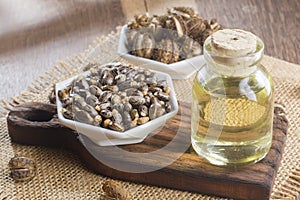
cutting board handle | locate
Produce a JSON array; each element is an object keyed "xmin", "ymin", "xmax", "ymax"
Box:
[{"xmin": 7, "ymin": 102, "xmax": 76, "ymax": 148}]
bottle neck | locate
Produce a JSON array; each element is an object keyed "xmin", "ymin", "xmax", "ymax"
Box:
[{"xmin": 203, "ymin": 36, "xmax": 264, "ymax": 77}]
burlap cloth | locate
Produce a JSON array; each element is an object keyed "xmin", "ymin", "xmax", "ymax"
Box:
[{"xmin": 0, "ymin": 27, "xmax": 299, "ymax": 200}]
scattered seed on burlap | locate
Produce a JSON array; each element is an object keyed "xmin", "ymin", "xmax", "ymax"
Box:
[
  {"xmin": 9, "ymin": 155, "xmax": 37, "ymax": 182},
  {"xmin": 101, "ymin": 180, "xmax": 132, "ymax": 200}
]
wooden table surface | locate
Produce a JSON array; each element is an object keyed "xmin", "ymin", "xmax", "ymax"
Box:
[{"xmin": 0, "ymin": 0, "xmax": 299, "ymax": 100}]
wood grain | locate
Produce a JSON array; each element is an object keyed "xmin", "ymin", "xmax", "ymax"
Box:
[
  {"xmin": 0, "ymin": 0, "xmax": 299, "ymax": 100},
  {"xmin": 7, "ymin": 102, "xmax": 288, "ymax": 200}
]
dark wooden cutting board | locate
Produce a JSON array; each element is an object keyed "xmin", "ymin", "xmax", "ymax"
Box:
[{"xmin": 6, "ymin": 102, "xmax": 288, "ymax": 200}]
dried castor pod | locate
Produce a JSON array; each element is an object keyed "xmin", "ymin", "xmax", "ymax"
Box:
[
  {"xmin": 132, "ymin": 32, "xmax": 155, "ymax": 59},
  {"xmin": 101, "ymin": 180, "xmax": 132, "ymax": 200},
  {"xmin": 181, "ymin": 37, "xmax": 202, "ymax": 59},
  {"xmin": 160, "ymin": 15, "xmax": 181, "ymax": 34},
  {"xmin": 147, "ymin": 16, "xmax": 166, "ymax": 41},
  {"xmin": 169, "ymin": 7, "xmax": 195, "ymax": 19},
  {"xmin": 128, "ymin": 14, "xmax": 152, "ymax": 29},
  {"xmin": 200, "ymin": 28, "xmax": 213, "ymax": 45},
  {"xmin": 168, "ymin": 14, "xmax": 187, "ymax": 37},
  {"xmin": 9, "ymin": 155, "xmax": 36, "ymax": 182},
  {"xmin": 186, "ymin": 16, "xmax": 206, "ymax": 40},
  {"xmin": 154, "ymin": 39, "xmax": 180, "ymax": 64},
  {"xmin": 125, "ymin": 29, "xmax": 139, "ymax": 51}
]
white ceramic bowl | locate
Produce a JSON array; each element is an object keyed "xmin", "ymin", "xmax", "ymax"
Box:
[
  {"xmin": 56, "ymin": 69, "xmax": 178, "ymax": 146},
  {"xmin": 118, "ymin": 25, "xmax": 205, "ymax": 80}
]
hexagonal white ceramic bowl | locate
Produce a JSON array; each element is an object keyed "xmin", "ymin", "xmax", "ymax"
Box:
[
  {"xmin": 118, "ymin": 25, "xmax": 205, "ymax": 80},
  {"xmin": 56, "ymin": 68, "xmax": 178, "ymax": 146}
]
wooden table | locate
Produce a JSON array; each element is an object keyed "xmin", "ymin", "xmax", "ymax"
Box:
[{"xmin": 0, "ymin": 0, "xmax": 299, "ymax": 100}]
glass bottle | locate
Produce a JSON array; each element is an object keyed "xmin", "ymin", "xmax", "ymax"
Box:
[{"xmin": 191, "ymin": 30, "xmax": 274, "ymax": 166}]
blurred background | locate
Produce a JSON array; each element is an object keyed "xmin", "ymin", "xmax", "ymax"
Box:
[{"xmin": 0, "ymin": 0, "xmax": 299, "ymax": 100}]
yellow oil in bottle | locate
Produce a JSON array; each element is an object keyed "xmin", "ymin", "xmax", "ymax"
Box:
[{"xmin": 191, "ymin": 71, "xmax": 274, "ymax": 166}]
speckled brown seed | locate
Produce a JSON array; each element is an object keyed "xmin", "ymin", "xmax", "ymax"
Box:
[
  {"xmin": 9, "ymin": 156, "xmax": 36, "ymax": 182},
  {"xmin": 102, "ymin": 180, "xmax": 132, "ymax": 200}
]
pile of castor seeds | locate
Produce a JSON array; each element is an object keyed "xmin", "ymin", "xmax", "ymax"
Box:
[{"xmin": 58, "ymin": 63, "xmax": 173, "ymax": 132}]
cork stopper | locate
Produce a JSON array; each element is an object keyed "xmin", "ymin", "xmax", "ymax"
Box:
[
  {"xmin": 211, "ymin": 29, "xmax": 257, "ymax": 57},
  {"xmin": 203, "ymin": 29, "xmax": 263, "ymax": 76}
]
